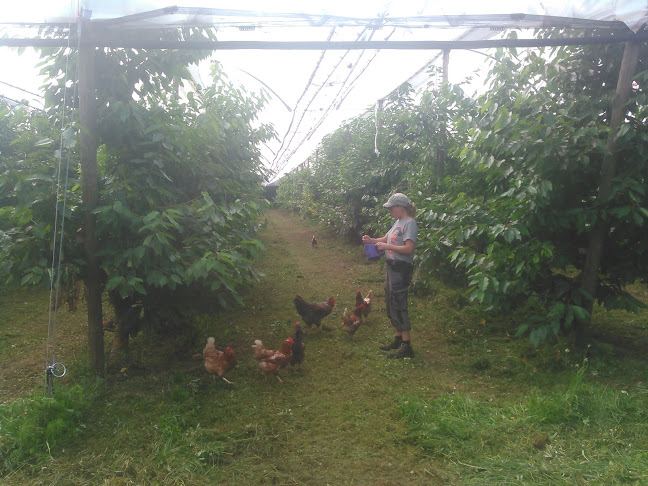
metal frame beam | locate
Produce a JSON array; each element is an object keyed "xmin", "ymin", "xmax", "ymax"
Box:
[{"xmin": 2, "ymin": 32, "xmax": 648, "ymax": 49}]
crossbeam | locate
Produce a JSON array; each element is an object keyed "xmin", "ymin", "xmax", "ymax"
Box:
[{"xmin": 2, "ymin": 33, "xmax": 648, "ymax": 50}]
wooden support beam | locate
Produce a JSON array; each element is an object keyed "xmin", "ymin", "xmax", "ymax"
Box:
[
  {"xmin": 577, "ymin": 40, "xmax": 641, "ymax": 347},
  {"xmin": 78, "ymin": 25, "xmax": 104, "ymax": 375},
  {"xmin": 435, "ymin": 49, "xmax": 450, "ymax": 178},
  {"xmin": 442, "ymin": 49, "xmax": 450, "ymax": 84}
]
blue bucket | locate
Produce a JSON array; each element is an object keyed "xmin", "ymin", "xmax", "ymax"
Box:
[{"xmin": 364, "ymin": 243, "xmax": 384, "ymax": 261}]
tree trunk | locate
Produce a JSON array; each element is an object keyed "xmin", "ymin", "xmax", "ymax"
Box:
[
  {"xmin": 577, "ymin": 40, "xmax": 640, "ymax": 348},
  {"xmin": 108, "ymin": 323, "xmax": 131, "ymax": 371},
  {"xmin": 107, "ymin": 292, "xmax": 136, "ymax": 371}
]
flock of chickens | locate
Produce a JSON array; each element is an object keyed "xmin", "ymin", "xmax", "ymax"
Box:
[{"xmin": 203, "ymin": 288, "xmax": 373, "ymax": 384}]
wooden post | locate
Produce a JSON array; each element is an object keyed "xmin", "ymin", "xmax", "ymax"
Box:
[
  {"xmin": 577, "ymin": 40, "xmax": 640, "ymax": 347},
  {"xmin": 436, "ymin": 49, "xmax": 450, "ymax": 178},
  {"xmin": 78, "ymin": 24, "xmax": 104, "ymax": 374},
  {"xmin": 442, "ymin": 49, "xmax": 449, "ymax": 84}
]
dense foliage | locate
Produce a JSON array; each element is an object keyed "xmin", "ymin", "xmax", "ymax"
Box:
[
  {"xmin": 0, "ymin": 28, "xmax": 274, "ymax": 365},
  {"xmin": 0, "ymin": 102, "xmax": 62, "ymax": 285},
  {"xmin": 276, "ymin": 36, "xmax": 648, "ymax": 345}
]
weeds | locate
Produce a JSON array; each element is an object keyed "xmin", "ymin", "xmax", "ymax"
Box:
[
  {"xmin": 0, "ymin": 383, "xmax": 96, "ymax": 473},
  {"xmin": 398, "ymin": 362, "xmax": 648, "ymax": 484}
]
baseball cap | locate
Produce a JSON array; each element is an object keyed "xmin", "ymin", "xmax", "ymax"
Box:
[{"xmin": 383, "ymin": 193, "xmax": 411, "ymax": 208}]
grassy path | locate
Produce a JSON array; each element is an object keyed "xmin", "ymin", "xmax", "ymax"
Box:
[
  {"xmin": 211, "ymin": 208, "xmax": 452, "ymax": 484},
  {"xmin": 2, "ymin": 208, "xmax": 455, "ymax": 485},
  {"xmin": 3, "ymin": 209, "xmax": 648, "ymax": 485}
]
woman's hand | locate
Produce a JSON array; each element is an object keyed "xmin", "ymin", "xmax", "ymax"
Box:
[
  {"xmin": 362, "ymin": 235, "xmax": 372, "ymax": 244},
  {"xmin": 375, "ymin": 242, "xmax": 387, "ymax": 251}
]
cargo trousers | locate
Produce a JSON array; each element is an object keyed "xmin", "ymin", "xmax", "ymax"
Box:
[{"xmin": 385, "ymin": 259, "xmax": 413, "ymax": 332}]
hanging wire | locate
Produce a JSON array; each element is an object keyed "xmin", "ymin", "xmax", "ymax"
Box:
[
  {"xmin": 0, "ymin": 94, "xmax": 45, "ymax": 112},
  {"xmin": 335, "ymin": 28, "xmax": 396, "ymax": 110},
  {"xmin": 45, "ymin": 9, "xmax": 81, "ymax": 397},
  {"xmin": 271, "ymin": 27, "xmax": 374, "ymax": 175},
  {"xmin": 374, "ymin": 97, "xmax": 384, "ymax": 157},
  {"xmin": 273, "ymin": 24, "xmax": 389, "ymax": 175},
  {"xmin": 0, "ymin": 79, "xmax": 45, "ymax": 103},
  {"xmin": 302, "ymin": 31, "xmax": 377, "ymax": 141},
  {"xmin": 272, "ymin": 26, "xmax": 371, "ymax": 173},
  {"xmin": 270, "ymin": 26, "xmax": 337, "ymax": 171},
  {"xmin": 302, "ymin": 26, "xmax": 380, "ymax": 139}
]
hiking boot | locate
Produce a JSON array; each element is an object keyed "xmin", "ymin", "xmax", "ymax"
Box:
[
  {"xmin": 379, "ymin": 336, "xmax": 403, "ymax": 351},
  {"xmin": 387, "ymin": 342, "xmax": 414, "ymax": 359}
]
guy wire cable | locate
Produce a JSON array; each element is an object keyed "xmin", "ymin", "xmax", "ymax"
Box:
[
  {"xmin": 0, "ymin": 79, "xmax": 45, "ymax": 101},
  {"xmin": 45, "ymin": 9, "xmax": 79, "ymax": 397},
  {"xmin": 335, "ymin": 27, "xmax": 396, "ymax": 110},
  {"xmin": 294, "ymin": 12, "xmax": 388, "ymax": 147},
  {"xmin": 301, "ymin": 26, "xmax": 378, "ymax": 143},
  {"xmin": 270, "ymin": 26, "xmax": 337, "ymax": 172},
  {"xmin": 273, "ymin": 26, "xmax": 373, "ymax": 175},
  {"xmin": 273, "ymin": 26, "xmax": 370, "ymax": 172},
  {"xmin": 274, "ymin": 26, "xmax": 379, "ymax": 171}
]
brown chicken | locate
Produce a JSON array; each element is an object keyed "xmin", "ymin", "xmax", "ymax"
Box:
[
  {"xmin": 355, "ymin": 290, "xmax": 363, "ymax": 309},
  {"xmin": 252, "ymin": 337, "xmax": 294, "ymax": 382},
  {"xmin": 361, "ymin": 289, "xmax": 372, "ymax": 317},
  {"xmin": 293, "ymin": 295, "xmax": 335, "ymax": 329},
  {"xmin": 311, "ymin": 235, "xmax": 318, "ymax": 248},
  {"xmin": 203, "ymin": 337, "xmax": 237, "ymax": 385},
  {"xmin": 342, "ymin": 306, "xmax": 363, "ymax": 336},
  {"xmin": 290, "ymin": 322, "xmax": 306, "ymax": 371},
  {"xmin": 355, "ymin": 289, "xmax": 372, "ymax": 318}
]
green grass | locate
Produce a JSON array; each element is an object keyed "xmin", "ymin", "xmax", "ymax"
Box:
[
  {"xmin": 398, "ymin": 364, "xmax": 648, "ymax": 484},
  {"xmin": 1, "ymin": 209, "xmax": 647, "ymax": 485}
]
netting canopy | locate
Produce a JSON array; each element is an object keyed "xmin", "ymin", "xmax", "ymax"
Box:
[{"xmin": 1, "ymin": 0, "xmax": 647, "ymax": 178}]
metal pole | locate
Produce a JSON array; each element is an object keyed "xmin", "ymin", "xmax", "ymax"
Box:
[{"xmin": 2, "ymin": 33, "xmax": 648, "ymax": 49}]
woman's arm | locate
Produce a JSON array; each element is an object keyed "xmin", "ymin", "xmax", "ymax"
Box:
[
  {"xmin": 362, "ymin": 234, "xmax": 387, "ymax": 245},
  {"xmin": 376, "ymin": 239, "xmax": 415, "ymax": 255}
]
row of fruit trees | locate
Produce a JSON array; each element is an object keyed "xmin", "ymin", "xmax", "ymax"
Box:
[
  {"xmin": 276, "ymin": 34, "xmax": 648, "ymax": 346},
  {"xmin": 0, "ymin": 29, "xmax": 275, "ymax": 370},
  {"xmin": 1, "ymin": 30, "xmax": 646, "ymax": 372}
]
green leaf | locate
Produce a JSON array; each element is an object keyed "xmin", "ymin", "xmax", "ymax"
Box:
[
  {"xmin": 632, "ymin": 211, "xmax": 643, "ymax": 225},
  {"xmin": 503, "ymin": 228, "xmax": 516, "ymax": 243},
  {"xmin": 470, "ymin": 288, "xmax": 484, "ymax": 303},
  {"xmin": 143, "ymin": 211, "xmax": 160, "ymax": 223},
  {"xmin": 61, "ymin": 126, "xmax": 77, "ymax": 148},
  {"xmin": 564, "ymin": 307, "xmax": 574, "ymax": 329},
  {"xmin": 155, "ymin": 232, "xmax": 170, "ymax": 245},
  {"xmin": 571, "ymin": 305, "xmax": 589, "ymax": 322},
  {"xmin": 34, "ymin": 138, "xmax": 55, "ymax": 147},
  {"xmin": 614, "ymin": 123, "xmax": 630, "ymax": 141},
  {"xmin": 105, "ymin": 276, "xmax": 125, "ymax": 291},
  {"xmin": 131, "ymin": 280, "xmax": 147, "ymax": 295}
]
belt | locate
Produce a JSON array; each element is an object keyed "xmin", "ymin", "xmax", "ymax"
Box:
[{"xmin": 386, "ymin": 259, "xmax": 412, "ymax": 269}]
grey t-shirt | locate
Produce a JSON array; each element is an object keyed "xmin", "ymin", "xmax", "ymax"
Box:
[{"xmin": 386, "ymin": 217, "xmax": 417, "ymax": 264}]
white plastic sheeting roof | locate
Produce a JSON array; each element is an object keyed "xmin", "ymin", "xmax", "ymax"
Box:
[
  {"xmin": 3, "ymin": 1, "xmax": 647, "ymax": 31},
  {"xmin": 1, "ymin": 1, "xmax": 647, "ymax": 179}
]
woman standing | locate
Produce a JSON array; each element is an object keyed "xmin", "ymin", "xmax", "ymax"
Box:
[{"xmin": 362, "ymin": 193, "xmax": 417, "ymax": 359}]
